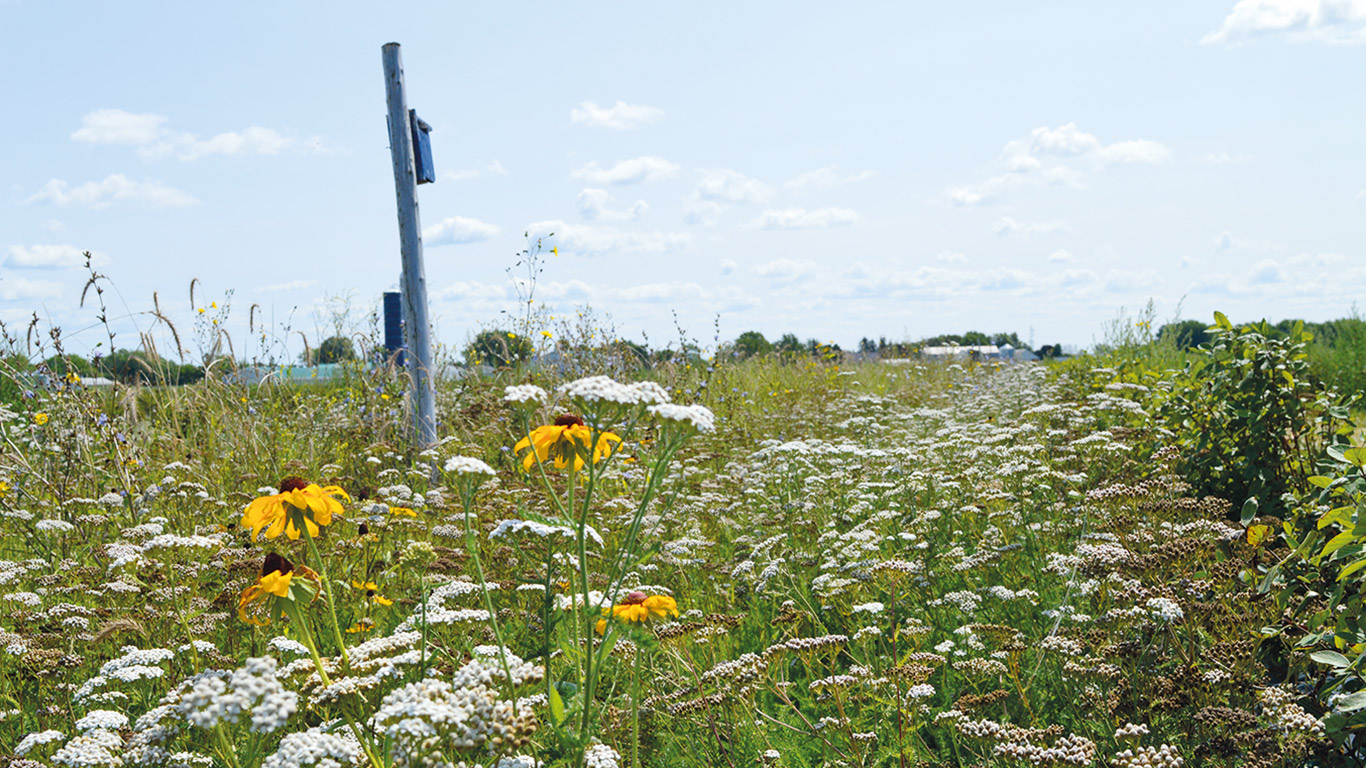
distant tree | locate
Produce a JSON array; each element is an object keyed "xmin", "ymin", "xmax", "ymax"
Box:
[
  {"xmin": 961, "ymin": 331, "xmax": 991, "ymax": 346},
  {"xmin": 314, "ymin": 335, "xmax": 357, "ymax": 364},
  {"xmin": 858, "ymin": 337, "xmax": 878, "ymax": 355},
  {"xmin": 465, "ymin": 330, "xmax": 532, "ymax": 367},
  {"xmin": 1156, "ymin": 320, "xmax": 1211, "ymax": 351},
  {"xmin": 775, "ymin": 333, "xmax": 804, "ymax": 356},
  {"xmin": 733, "ymin": 331, "xmax": 773, "ymax": 358}
]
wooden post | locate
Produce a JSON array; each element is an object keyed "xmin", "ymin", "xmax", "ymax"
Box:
[{"xmin": 381, "ymin": 43, "xmax": 438, "ymax": 449}]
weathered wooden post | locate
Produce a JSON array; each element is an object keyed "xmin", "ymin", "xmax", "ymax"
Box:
[{"xmin": 381, "ymin": 43, "xmax": 438, "ymax": 449}]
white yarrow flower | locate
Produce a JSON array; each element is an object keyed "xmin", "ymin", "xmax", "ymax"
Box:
[
  {"xmin": 504, "ymin": 384, "xmax": 549, "ymax": 405},
  {"xmin": 444, "ymin": 456, "xmax": 496, "ymax": 476},
  {"xmin": 648, "ymin": 403, "xmax": 716, "ymax": 433}
]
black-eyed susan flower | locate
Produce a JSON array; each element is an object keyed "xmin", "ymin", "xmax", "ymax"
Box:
[
  {"xmin": 238, "ymin": 552, "xmax": 320, "ymax": 626},
  {"xmin": 514, "ymin": 414, "xmax": 621, "ymax": 472},
  {"xmin": 596, "ymin": 591, "xmax": 679, "ymax": 634},
  {"xmin": 389, "ymin": 506, "xmax": 416, "ymax": 518},
  {"xmin": 241, "ymin": 477, "xmax": 350, "ymax": 541}
]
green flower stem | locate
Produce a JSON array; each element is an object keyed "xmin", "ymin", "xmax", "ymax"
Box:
[
  {"xmin": 632, "ymin": 650, "xmax": 642, "ymax": 768},
  {"xmin": 301, "ymin": 523, "xmax": 351, "ymax": 671},
  {"xmin": 286, "ymin": 603, "xmax": 384, "ymax": 768},
  {"xmin": 459, "ymin": 482, "xmax": 517, "ymax": 701}
]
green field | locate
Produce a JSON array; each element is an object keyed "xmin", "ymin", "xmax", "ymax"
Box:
[{"xmin": 2, "ymin": 319, "xmax": 1364, "ymax": 767}]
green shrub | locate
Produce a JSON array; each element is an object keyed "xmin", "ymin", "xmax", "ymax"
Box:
[{"xmin": 1159, "ymin": 313, "xmax": 1353, "ymax": 515}]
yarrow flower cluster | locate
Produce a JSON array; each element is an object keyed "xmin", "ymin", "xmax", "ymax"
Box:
[
  {"xmin": 503, "ymin": 384, "xmax": 549, "ymax": 405},
  {"xmin": 647, "ymin": 403, "xmax": 716, "ymax": 433},
  {"xmin": 444, "ymin": 456, "xmax": 496, "ymax": 476}
]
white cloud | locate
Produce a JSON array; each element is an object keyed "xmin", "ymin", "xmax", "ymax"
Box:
[
  {"xmin": 1093, "ymin": 140, "xmax": 1173, "ymax": 166},
  {"xmin": 994, "ymin": 217, "xmax": 1069, "ymax": 237},
  {"xmin": 0, "ymin": 276, "xmax": 63, "ymax": 301},
  {"xmin": 683, "ymin": 200, "xmax": 726, "ymax": 227},
  {"xmin": 4, "ymin": 244, "xmax": 105, "ymax": 269},
  {"xmin": 936, "ymin": 251, "xmax": 967, "ymax": 264},
  {"xmin": 255, "ymin": 279, "xmax": 317, "ymax": 294},
  {"xmin": 439, "ymin": 280, "xmax": 511, "ymax": 302},
  {"xmin": 694, "ymin": 169, "xmax": 772, "ymax": 204},
  {"xmin": 750, "ymin": 207, "xmax": 860, "ymax": 230},
  {"xmin": 166, "ymin": 127, "xmax": 297, "ymax": 160},
  {"xmin": 69, "ymin": 108, "xmax": 330, "ymax": 160},
  {"xmin": 569, "ymin": 100, "xmax": 665, "ymax": 130},
  {"xmin": 572, "ymin": 156, "xmax": 679, "ymax": 184},
  {"xmin": 1203, "ymin": 0, "xmax": 1366, "ymax": 45},
  {"xmin": 576, "ymin": 188, "xmax": 647, "ymax": 222},
  {"xmin": 27, "ymin": 174, "xmax": 199, "ymax": 208},
  {"xmin": 753, "ymin": 258, "xmax": 818, "ymax": 283},
  {"xmin": 947, "ymin": 123, "xmax": 1170, "ymax": 205},
  {"xmin": 1046, "ymin": 249, "xmax": 1076, "ymax": 263},
  {"xmin": 1213, "ymin": 230, "xmax": 1280, "ymax": 251},
  {"xmin": 423, "ymin": 216, "xmax": 501, "ymax": 246},
  {"xmin": 720, "ymin": 258, "xmax": 738, "ymax": 275},
  {"xmin": 71, "ymin": 108, "xmax": 168, "ymax": 145},
  {"xmin": 444, "ymin": 159, "xmax": 507, "ymax": 182},
  {"xmin": 525, "ymin": 220, "xmax": 692, "ymax": 256},
  {"xmin": 1288, "ymin": 252, "xmax": 1345, "ymax": 266},
  {"xmin": 786, "ymin": 166, "xmax": 876, "ymax": 192}
]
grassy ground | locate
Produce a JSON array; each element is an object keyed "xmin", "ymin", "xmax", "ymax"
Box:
[{"xmin": 0, "ymin": 353, "xmax": 1342, "ymax": 767}]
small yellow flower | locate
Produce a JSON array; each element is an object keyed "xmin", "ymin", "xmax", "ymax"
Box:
[
  {"xmin": 372, "ymin": 594, "xmax": 394, "ymax": 606},
  {"xmin": 507, "ymin": 332, "xmax": 517, "ymax": 339},
  {"xmin": 0, "ymin": 481, "xmax": 9, "ymax": 498},
  {"xmin": 197, "ymin": 308, "xmax": 205, "ymax": 314},
  {"xmin": 389, "ymin": 506, "xmax": 417, "ymax": 518},
  {"xmin": 211, "ymin": 301, "xmax": 218, "ymax": 309},
  {"xmin": 33, "ymin": 413, "xmax": 48, "ymax": 426},
  {"xmin": 351, "ymin": 580, "xmax": 379, "ymax": 591},
  {"xmin": 346, "ymin": 619, "xmax": 375, "ymax": 634},
  {"xmin": 381, "ymin": 393, "xmax": 390, "ymax": 400},
  {"xmin": 513, "ymin": 414, "xmax": 621, "ymax": 473},
  {"xmin": 541, "ymin": 331, "xmax": 553, "ymax": 339}
]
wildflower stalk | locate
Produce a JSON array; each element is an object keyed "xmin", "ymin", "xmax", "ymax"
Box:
[
  {"xmin": 457, "ymin": 480, "xmax": 517, "ymax": 701},
  {"xmin": 300, "ymin": 524, "xmax": 350, "ymax": 671}
]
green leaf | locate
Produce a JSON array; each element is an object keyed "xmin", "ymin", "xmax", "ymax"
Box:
[
  {"xmin": 1320, "ymin": 531, "xmax": 1357, "ymax": 560},
  {"xmin": 1345, "ymin": 448, "xmax": 1366, "ymax": 468},
  {"xmin": 1311, "ymin": 650, "xmax": 1352, "ymax": 668},
  {"xmin": 1339, "ymin": 558, "xmax": 1366, "ymax": 582},
  {"xmin": 1241, "ymin": 498, "xmax": 1259, "ymax": 526},
  {"xmin": 1310, "ymin": 476, "xmax": 1334, "ymax": 489},
  {"xmin": 547, "ymin": 678, "xmax": 566, "ymax": 725},
  {"xmin": 1213, "ymin": 311, "xmax": 1232, "ymax": 330}
]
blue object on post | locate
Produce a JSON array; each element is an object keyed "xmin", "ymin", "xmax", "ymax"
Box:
[
  {"xmin": 410, "ymin": 110, "xmax": 435, "ymax": 184},
  {"xmin": 383, "ymin": 291, "xmax": 406, "ymax": 366}
]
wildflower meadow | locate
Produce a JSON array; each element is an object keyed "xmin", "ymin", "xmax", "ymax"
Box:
[{"xmin": 2, "ymin": 298, "xmax": 1365, "ymax": 768}]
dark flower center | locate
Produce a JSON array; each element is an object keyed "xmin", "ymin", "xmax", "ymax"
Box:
[
  {"xmin": 278, "ymin": 476, "xmax": 309, "ymax": 493},
  {"xmin": 622, "ymin": 591, "xmax": 647, "ymax": 605},
  {"xmin": 554, "ymin": 414, "xmax": 586, "ymax": 427},
  {"xmin": 262, "ymin": 551, "xmax": 294, "ymax": 577}
]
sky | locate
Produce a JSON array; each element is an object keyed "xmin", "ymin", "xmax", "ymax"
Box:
[{"xmin": 2, "ymin": 0, "xmax": 1366, "ymax": 361}]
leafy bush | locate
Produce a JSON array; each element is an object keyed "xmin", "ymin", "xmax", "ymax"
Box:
[{"xmin": 1159, "ymin": 313, "xmax": 1353, "ymax": 515}]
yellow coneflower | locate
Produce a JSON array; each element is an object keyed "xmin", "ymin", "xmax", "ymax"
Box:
[
  {"xmin": 238, "ymin": 552, "xmax": 320, "ymax": 626},
  {"xmin": 346, "ymin": 618, "xmax": 375, "ymax": 634},
  {"xmin": 514, "ymin": 414, "xmax": 621, "ymax": 472},
  {"xmin": 240, "ymin": 477, "xmax": 349, "ymax": 541},
  {"xmin": 33, "ymin": 413, "xmax": 48, "ymax": 426},
  {"xmin": 389, "ymin": 506, "xmax": 416, "ymax": 518},
  {"xmin": 596, "ymin": 591, "xmax": 679, "ymax": 634}
]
